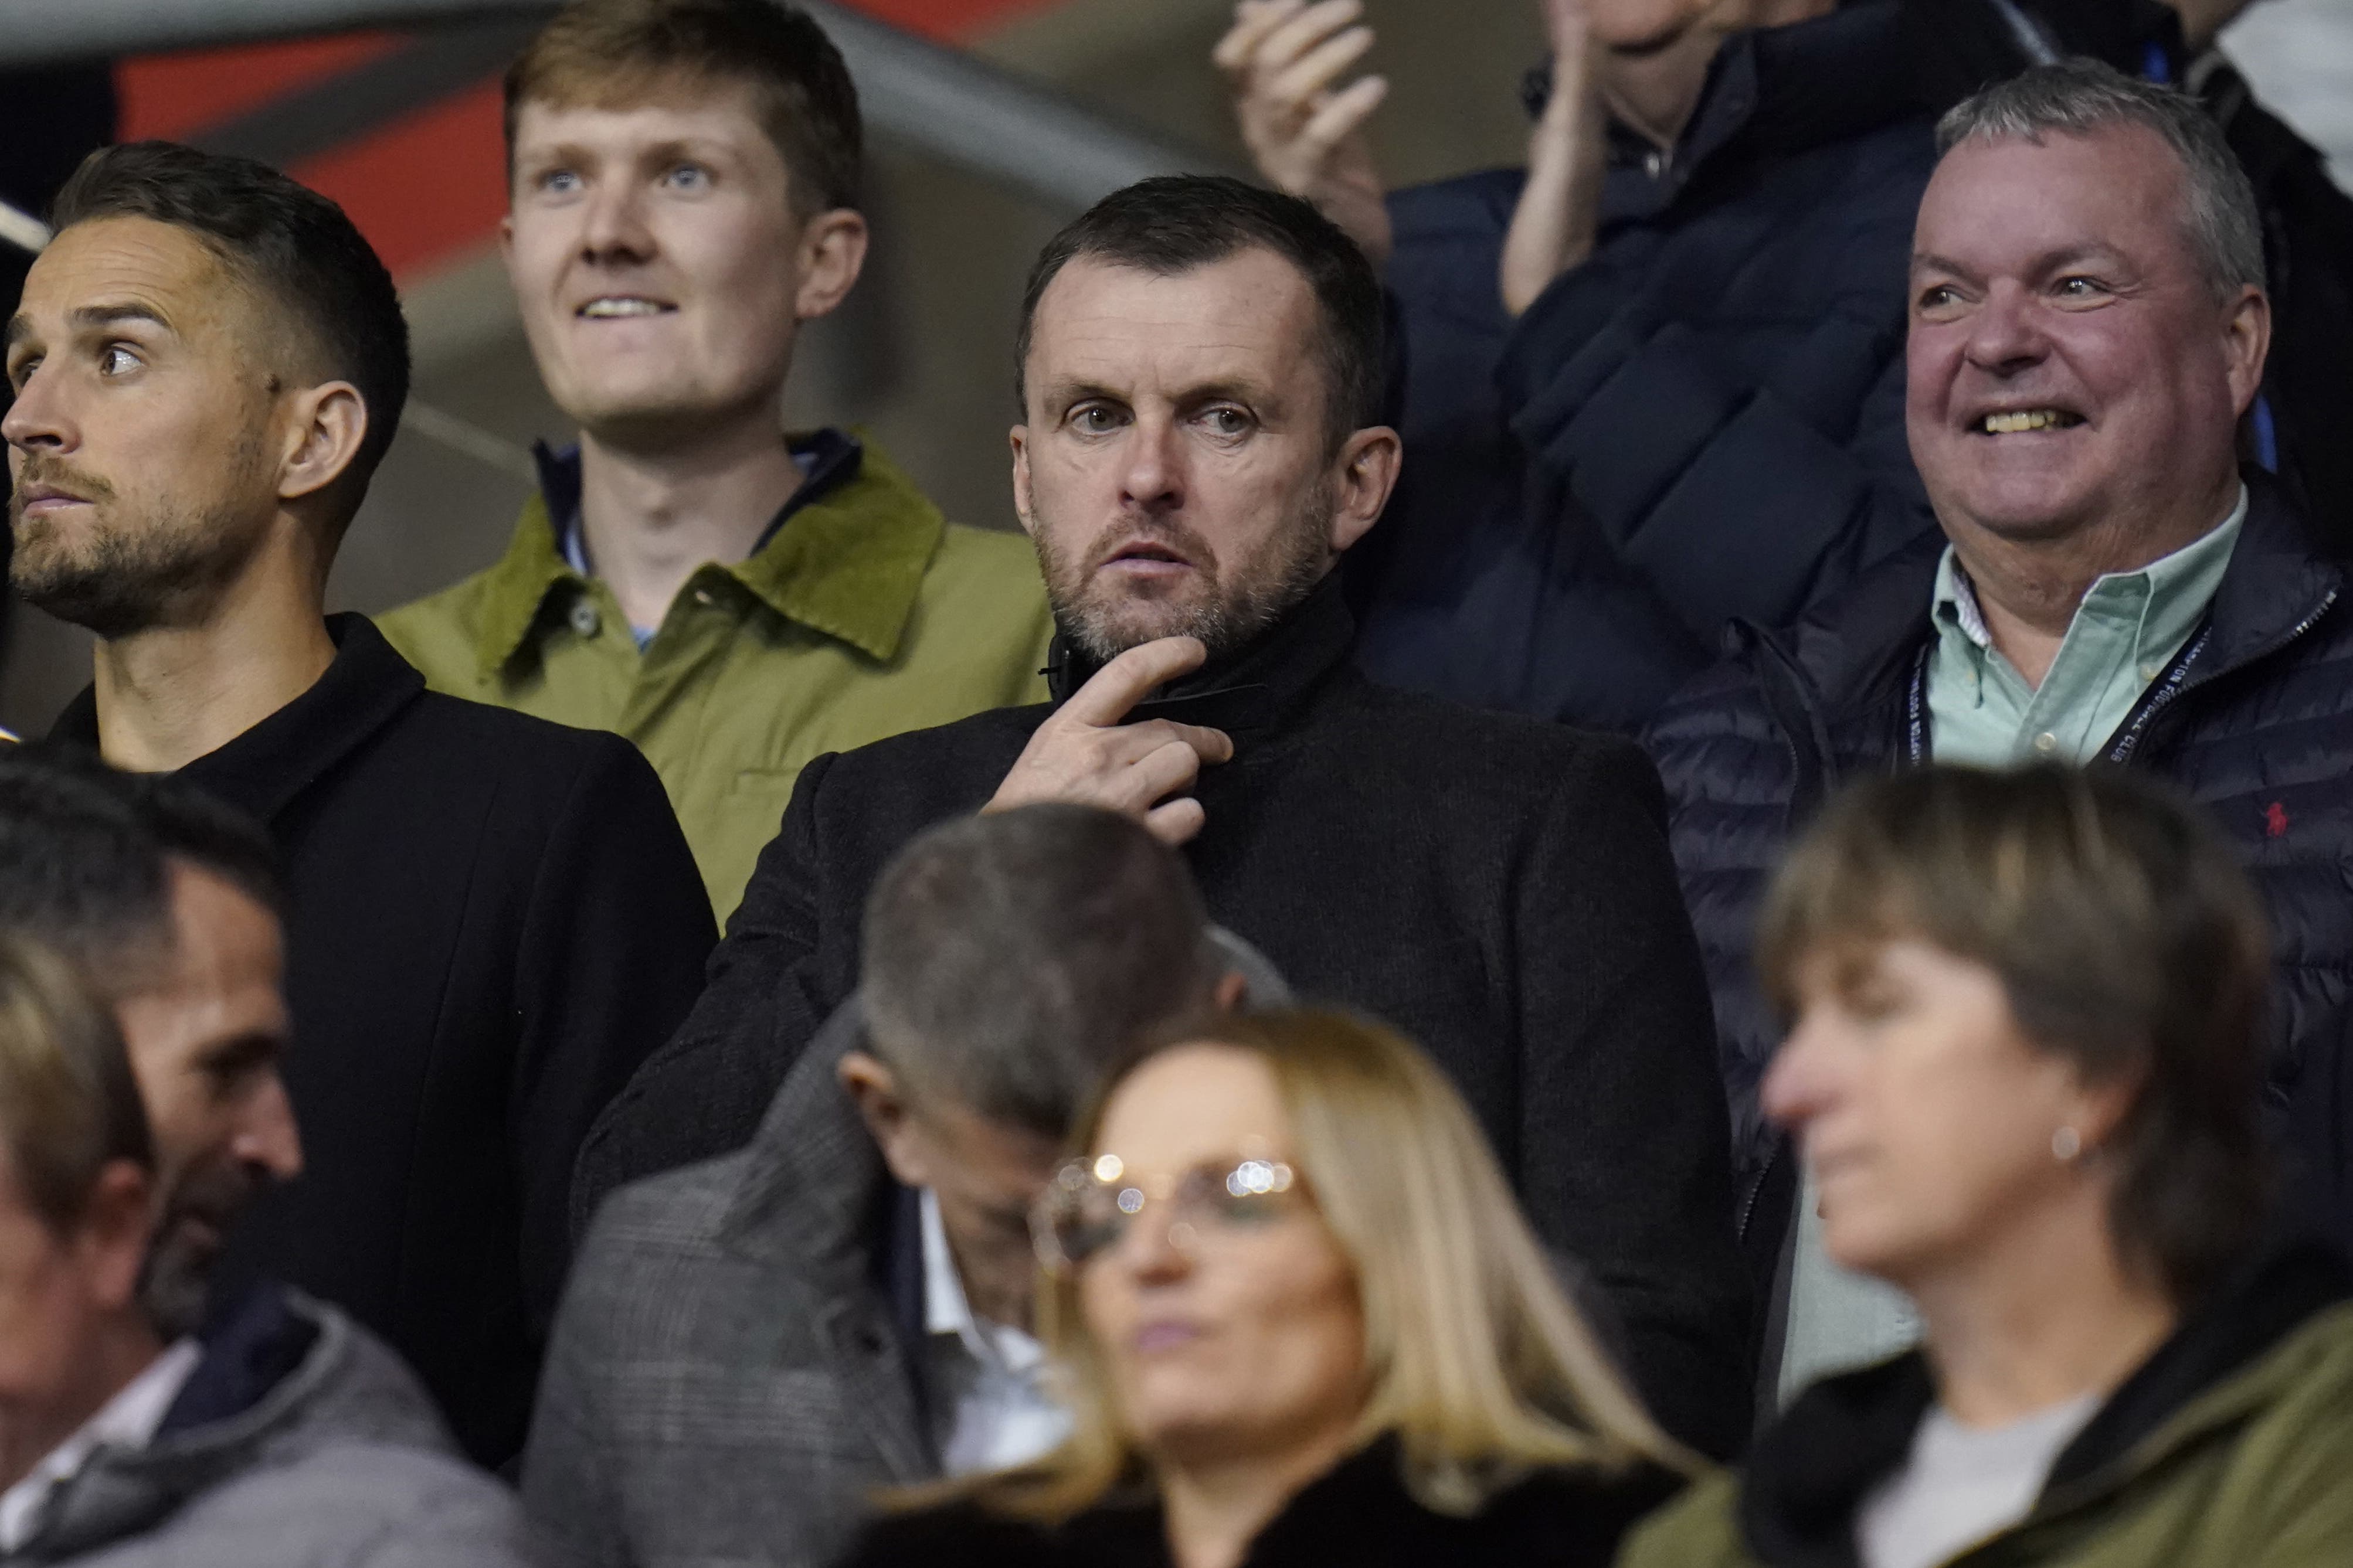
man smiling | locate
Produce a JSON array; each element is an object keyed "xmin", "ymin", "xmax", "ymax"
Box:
[
  {"xmin": 380, "ymin": 0, "xmax": 1055, "ymax": 920},
  {"xmin": 1649, "ymin": 61, "xmax": 2353, "ymax": 1398},
  {"xmin": 590, "ymin": 175, "xmax": 1756, "ymax": 1459}
]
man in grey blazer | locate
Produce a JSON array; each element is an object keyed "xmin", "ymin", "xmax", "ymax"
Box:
[{"xmin": 522, "ymin": 804, "xmax": 1271, "ymax": 1567}]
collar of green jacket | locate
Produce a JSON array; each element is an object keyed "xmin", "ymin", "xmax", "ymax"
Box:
[
  {"xmin": 466, "ymin": 429, "xmax": 945, "ymax": 679},
  {"xmin": 1736, "ymin": 1237, "xmax": 2353, "ymax": 1567}
]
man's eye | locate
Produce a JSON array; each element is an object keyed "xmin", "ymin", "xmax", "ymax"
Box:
[
  {"xmin": 1917, "ymin": 285, "xmax": 1960, "ymax": 312},
  {"xmin": 5, "ymin": 356, "xmax": 36, "ymax": 390},
  {"xmin": 2056, "ymin": 276, "xmax": 2106, "ymax": 300},
  {"xmin": 99, "ymin": 345, "xmax": 139, "ymax": 376},
  {"xmin": 1071, "ymin": 405, "xmax": 1121, "ymax": 433},
  {"xmin": 537, "ymin": 169, "xmax": 582, "ymax": 196},
  {"xmin": 1201, "ymin": 407, "xmax": 1252, "ymax": 437},
  {"xmin": 664, "ymin": 164, "xmax": 710, "ymax": 191}
]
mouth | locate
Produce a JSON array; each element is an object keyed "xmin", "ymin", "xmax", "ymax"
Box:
[
  {"xmin": 1132, "ymin": 1319, "xmax": 1202, "ymax": 1354},
  {"xmin": 1971, "ymin": 407, "xmax": 2086, "ymax": 436},
  {"xmin": 575, "ymin": 295, "xmax": 677, "ymax": 320},
  {"xmin": 1099, "ymin": 538, "xmax": 1197, "ymax": 577},
  {"xmin": 14, "ymin": 482, "xmax": 93, "ymax": 517}
]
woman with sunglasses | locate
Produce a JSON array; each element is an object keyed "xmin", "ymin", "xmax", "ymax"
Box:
[{"xmin": 836, "ymin": 1008, "xmax": 1689, "ymax": 1568}]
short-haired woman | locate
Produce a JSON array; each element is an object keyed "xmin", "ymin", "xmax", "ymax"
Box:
[
  {"xmin": 1624, "ymin": 764, "xmax": 2353, "ymax": 1568},
  {"xmin": 837, "ymin": 1009, "xmax": 1689, "ymax": 1568}
]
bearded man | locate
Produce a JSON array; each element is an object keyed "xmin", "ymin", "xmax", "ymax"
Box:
[
  {"xmin": 582, "ymin": 175, "xmax": 1754, "ymax": 1459},
  {"xmin": 3, "ymin": 141, "xmax": 714, "ymax": 1468}
]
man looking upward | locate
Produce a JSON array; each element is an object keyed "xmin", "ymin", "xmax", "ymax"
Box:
[{"xmin": 381, "ymin": 0, "xmax": 1057, "ymax": 919}]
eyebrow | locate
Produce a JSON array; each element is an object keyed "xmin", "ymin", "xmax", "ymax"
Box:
[
  {"xmin": 1911, "ymin": 243, "xmax": 2131, "ymax": 279},
  {"xmin": 5, "ymin": 301, "xmax": 174, "ymax": 351}
]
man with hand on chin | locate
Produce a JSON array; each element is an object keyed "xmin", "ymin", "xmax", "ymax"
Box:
[
  {"xmin": 588, "ymin": 175, "xmax": 1754, "ymax": 1460},
  {"xmin": 1653, "ymin": 62, "xmax": 2353, "ymax": 1402}
]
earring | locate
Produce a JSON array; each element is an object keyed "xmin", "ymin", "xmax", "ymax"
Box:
[{"xmin": 2052, "ymin": 1126, "xmax": 2083, "ymax": 1162}]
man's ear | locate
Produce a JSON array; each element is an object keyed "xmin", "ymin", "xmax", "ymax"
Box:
[
  {"xmin": 1009, "ymin": 424, "xmax": 1037, "ymax": 539},
  {"xmin": 1327, "ymin": 425, "xmax": 1402, "ymax": 556},
  {"xmin": 793, "ymin": 209, "xmax": 870, "ymax": 322},
  {"xmin": 839, "ymin": 1050, "xmax": 931, "ymax": 1188},
  {"xmin": 1213, "ymin": 970, "xmax": 1249, "ymax": 1012},
  {"xmin": 277, "ymin": 381, "xmax": 368, "ymax": 505},
  {"xmin": 76, "ymin": 1161, "xmax": 155, "ymax": 1315},
  {"xmin": 2223, "ymin": 285, "xmax": 2271, "ymax": 419}
]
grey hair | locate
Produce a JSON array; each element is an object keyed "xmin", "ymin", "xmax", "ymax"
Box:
[
  {"xmin": 858, "ymin": 804, "xmax": 1224, "ymax": 1138},
  {"xmin": 1936, "ymin": 59, "xmax": 2264, "ymax": 301}
]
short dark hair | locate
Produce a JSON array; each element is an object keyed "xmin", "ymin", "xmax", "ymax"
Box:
[
  {"xmin": 860, "ymin": 804, "xmax": 1221, "ymax": 1139},
  {"xmin": 0, "ymin": 934, "xmax": 152, "ymax": 1235},
  {"xmin": 1758, "ymin": 764, "xmax": 2273, "ymax": 1305},
  {"xmin": 50, "ymin": 141, "xmax": 412, "ymax": 521},
  {"xmin": 507, "ymin": 0, "xmax": 862, "ymax": 217},
  {"xmin": 1014, "ymin": 175, "xmax": 1387, "ymax": 448},
  {"xmin": 0, "ymin": 746, "xmax": 284, "ymax": 1002}
]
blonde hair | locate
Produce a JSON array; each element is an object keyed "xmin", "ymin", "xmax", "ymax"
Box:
[
  {"xmin": 946, "ymin": 1008, "xmax": 1692, "ymax": 1523},
  {"xmin": 0, "ymin": 933, "xmax": 151, "ymax": 1232}
]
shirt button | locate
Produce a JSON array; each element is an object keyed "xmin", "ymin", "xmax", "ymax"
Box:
[
  {"xmin": 569, "ymin": 599, "xmax": 601, "ymax": 638},
  {"xmin": 2033, "ymin": 732, "xmax": 2059, "ymax": 754}
]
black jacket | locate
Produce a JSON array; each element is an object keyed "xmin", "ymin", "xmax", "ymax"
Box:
[
  {"xmin": 1347, "ymin": 1, "xmax": 1940, "ymax": 731},
  {"xmin": 53, "ymin": 614, "xmax": 715, "ymax": 1468},
  {"xmin": 1646, "ymin": 476, "xmax": 2353, "ymax": 1280},
  {"xmin": 585, "ymin": 576, "xmax": 1754, "ymax": 1458},
  {"xmin": 837, "ymin": 1436, "xmax": 1683, "ymax": 1568}
]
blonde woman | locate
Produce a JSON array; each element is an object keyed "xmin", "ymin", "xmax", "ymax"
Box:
[{"xmin": 835, "ymin": 1009, "xmax": 1691, "ymax": 1568}]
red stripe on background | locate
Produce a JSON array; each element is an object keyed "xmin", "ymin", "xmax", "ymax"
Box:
[
  {"xmin": 291, "ymin": 80, "xmax": 510, "ymax": 280},
  {"xmin": 117, "ymin": 33, "xmax": 403, "ymax": 142},
  {"xmin": 110, "ymin": 0, "xmax": 1072, "ymax": 281}
]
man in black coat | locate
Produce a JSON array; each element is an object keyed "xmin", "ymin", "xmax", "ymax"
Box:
[
  {"xmin": 1648, "ymin": 63, "xmax": 2353, "ymax": 1399},
  {"xmin": 4, "ymin": 142, "xmax": 715, "ymax": 1467},
  {"xmin": 588, "ymin": 175, "xmax": 1753, "ymax": 1458}
]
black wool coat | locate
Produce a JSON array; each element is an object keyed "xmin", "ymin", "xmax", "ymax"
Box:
[
  {"xmin": 584, "ymin": 577, "xmax": 1754, "ymax": 1458},
  {"xmin": 1647, "ymin": 475, "xmax": 2353, "ymax": 1283},
  {"xmin": 835, "ymin": 1437, "xmax": 1685, "ymax": 1568},
  {"xmin": 55, "ymin": 615, "xmax": 715, "ymax": 1468}
]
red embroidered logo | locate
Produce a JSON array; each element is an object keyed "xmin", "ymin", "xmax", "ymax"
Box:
[{"xmin": 2264, "ymin": 801, "xmax": 2291, "ymax": 839}]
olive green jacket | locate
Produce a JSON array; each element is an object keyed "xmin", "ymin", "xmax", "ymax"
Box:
[
  {"xmin": 377, "ymin": 436, "xmax": 1054, "ymax": 919},
  {"xmin": 1619, "ymin": 1242, "xmax": 2353, "ymax": 1568}
]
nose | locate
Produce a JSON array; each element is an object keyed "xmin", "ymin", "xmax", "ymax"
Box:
[
  {"xmin": 1117, "ymin": 413, "xmax": 1185, "ymax": 518},
  {"xmin": 235, "ymin": 1074, "xmax": 304, "ymax": 1183},
  {"xmin": 1759, "ymin": 1012, "xmax": 1839, "ymax": 1134},
  {"xmin": 2, "ymin": 358, "xmax": 77, "ymax": 456},
  {"xmin": 1108, "ymin": 1207, "xmax": 1195, "ymax": 1285},
  {"xmin": 579, "ymin": 177, "xmax": 657, "ymax": 265},
  {"xmin": 1961, "ymin": 279, "xmax": 2049, "ymax": 377}
]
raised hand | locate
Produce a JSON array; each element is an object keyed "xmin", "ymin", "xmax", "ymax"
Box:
[
  {"xmin": 1214, "ymin": 0, "xmax": 1395, "ymax": 267},
  {"xmin": 1500, "ymin": 0, "xmax": 1607, "ymax": 316},
  {"xmin": 984, "ymin": 637, "xmax": 1235, "ymax": 846}
]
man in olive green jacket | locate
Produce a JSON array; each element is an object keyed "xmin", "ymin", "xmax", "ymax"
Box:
[
  {"xmin": 1619, "ymin": 1239, "xmax": 2353, "ymax": 1567},
  {"xmin": 380, "ymin": 0, "xmax": 1052, "ymax": 919}
]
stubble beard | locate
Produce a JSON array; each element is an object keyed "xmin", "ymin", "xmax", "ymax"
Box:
[
  {"xmin": 10, "ymin": 447, "xmax": 272, "ymax": 640},
  {"xmin": 1038, "ymin": 487, "xmax": 1335, "ymax": 666}
]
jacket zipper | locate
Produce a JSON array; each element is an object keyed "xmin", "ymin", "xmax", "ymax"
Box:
[{"xmin": 2106, "ymin": 589, "xmax": 2339, "ymax": 764}]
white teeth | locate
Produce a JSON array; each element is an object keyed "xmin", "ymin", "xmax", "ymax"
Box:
[
  {"xmin": 580, "ymin": 298, "xmax": 668, "ymax": 318},
  {"xmin": 1981, "ymin": 409, "xmax": 2078, "ymax": 434}
]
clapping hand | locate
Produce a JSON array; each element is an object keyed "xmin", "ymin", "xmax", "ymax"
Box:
[
  {"xmin": 1500, "ymin": 0, "xmax": 1607, "ymax": 316},
  {"xmin": 1215, "ymin": 0, "xmax": 1395, "ymax": 267}
]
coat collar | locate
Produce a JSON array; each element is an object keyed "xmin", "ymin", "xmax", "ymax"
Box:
[
  {"xmin": 464, "ymin": 429, "xmax": 945, "ymax": 678},
  {"xmin": 1749, "ymin": 471, "xmax": 2344, "ymax": 733},
  {"xmin": 1737, "ymin": 1239, "xmax": 2353, "ymax": 1567},
  {"xmin": 49, "ymin": 614, "xmax": 423, "ymax": 826},
  {"xmin": 1043, "ymin": 572, "xmax": 1358, "ymax": 744}
]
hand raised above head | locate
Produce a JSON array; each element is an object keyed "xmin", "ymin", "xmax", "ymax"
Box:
[
  {"xmin": 984, "ymin": 636, "xmax": 1235, "ymax": 846},
  {"xmin": 1215, "ymin": 0, "xmax": 1394, "ymax": 267}
]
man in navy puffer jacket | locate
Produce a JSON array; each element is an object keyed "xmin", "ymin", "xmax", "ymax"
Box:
[{"xmin": 1220, "ymin": 0, "xmax": 1947, "ymax": 729}]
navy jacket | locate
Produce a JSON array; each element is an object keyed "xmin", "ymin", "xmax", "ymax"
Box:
[
  {"xmin": 1646, "ymin": 477, "xmax": 2353, "ymax": 1278},
  {"xmin": 1348, "ymin": 1, "xmax": 1940, "ymax": 732}
]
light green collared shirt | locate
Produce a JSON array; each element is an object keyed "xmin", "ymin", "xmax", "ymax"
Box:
[{"xmin": 1928, "ymin": 487, "xmax": 2247, "ymax": 766}]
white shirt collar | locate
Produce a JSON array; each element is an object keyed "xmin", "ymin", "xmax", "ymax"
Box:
[
  {"xmin": 0, "ymin": 1338, "xmax": 202, "ymax": 1552},
  {"xmin": 919, "ymin": 1188, "xmax": 1044, "ymax": 1375}
]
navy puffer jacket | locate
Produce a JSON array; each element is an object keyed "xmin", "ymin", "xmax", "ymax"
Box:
[
  {"xmin": 1648, "ymin": 477, "xmax": 2353, "ymax": 1276},
  {"xmin": 1347, "ymin": 1, "xmax": 1940, "ymax": 731}
]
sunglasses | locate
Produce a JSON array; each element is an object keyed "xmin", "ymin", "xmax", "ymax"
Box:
[{"xmin": 1030, "ymin": 1152, "xmax": 1308, "ymax": 1273}]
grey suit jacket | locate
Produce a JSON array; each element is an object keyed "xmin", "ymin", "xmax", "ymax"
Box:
[{"xmin": 521, "ymin": 1004, "xmax": 930, "ymax": 1568}]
